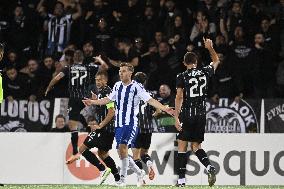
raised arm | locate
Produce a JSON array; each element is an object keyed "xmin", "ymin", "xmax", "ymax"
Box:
[
  {"xmin": 45, "ymin": 72, "xmax": 64, "ymax": 96},
  {"xmin": 203, "ymin": 37, "xmax": 220, "ymax": 71}
]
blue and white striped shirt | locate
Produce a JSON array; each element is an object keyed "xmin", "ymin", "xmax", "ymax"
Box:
[{"xmin": 108, "ymin": 81, "xmax": 152, "ymax": 128}]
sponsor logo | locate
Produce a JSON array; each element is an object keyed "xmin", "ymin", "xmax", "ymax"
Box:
[
  {"xmin": 206, "ymin": 98, "xmax": 258, "ymax": 133},
  {"xmin": 66, "ymin": 134, "xmax": 100, "ymax": 180}
]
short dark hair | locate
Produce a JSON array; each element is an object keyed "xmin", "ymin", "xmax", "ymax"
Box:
[
  {"xmin": 119, "ymin": 38, "xmax": 132, "ymax": 46},
  {"xmin": 120, "ymin": 62, "xmax": 134, "ymax": 72},
  {"xmin": 64, "ymin": 49, "xmax": 74, "ymax": 57},
  {"xmin": 6, "ymin": 65, "xmax": 17, "ymax": 71},
  {"xmin": 55, "ymin": 1, "xmax": 64, "ymax": 9},
  {"xmin": 134, "ymin": 72, "xmax": 147, "ymax": 85},
  {"xmin": 96, "ymin": 70, "xmax": 108, "ymax": 80},
  {"xmin": 55, "ymin": 114, "xmax": 65, "ymax": 122},
  {"xmin": 183, "ymin": 52, "xmax": 198, "ymax": 65},
  {"xmin": 83, "ymin": 40, "xmax": 93, "ymax": 46}
]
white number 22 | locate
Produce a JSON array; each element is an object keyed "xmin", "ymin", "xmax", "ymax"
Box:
[
  {"xmin": 71, "ymin": 70, "xmax": 87, "ymax": 85},
  {"xmin": 188, "ymin": 76, "xmax": 207, "ymax": 97}
]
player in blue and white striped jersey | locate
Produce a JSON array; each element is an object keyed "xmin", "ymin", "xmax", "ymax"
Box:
[{"xmin": 83, "ymin": 63, "xmax": 174, "ymax": 186}]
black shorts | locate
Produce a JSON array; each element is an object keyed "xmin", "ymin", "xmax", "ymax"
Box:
[
  {"xmin": 68, "ymin": 99, "xmax": 85, "ymax": 121},
  {"xmin": 133, "ymin": 133, "xmax": 152, "ymax": 149},
  {"xmin": 83, "ymin": 130, "xmax": 115, "ymax": 152},
  {"xmin": 177, "ymin": 115, "xmax": 206, "ymax": 143}
]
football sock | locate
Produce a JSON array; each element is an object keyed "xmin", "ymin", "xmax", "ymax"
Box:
[
  {"xmin": 128, "ymin": 156, "xmax": 142, "ymax": 175},
  {"xmin": 141, "ymin": 154, "xmax": 153, "ymax": 168},
  {"xmin": 177, "ymin": 152, "xmax": 187, "ymax": 179},
  {"xmin": 104, "ymin": 156, "xmax": 120, "ymax": 181},
  {"xmin": 134, "ymin": 159, "xmax": 143, "ymax": 170},
  {"xmin": 121, "ymin": 157, "xmax": 129, "ymax": 179},
  {"xmin": 82, "ymin": 150, "xmax": 105, "ymax": 171},
  {"xmin": 71, "ymin": 130, "xmax": 78, "ymax": 155},
  {"xmin": 195, "ymin": 149, "xmax": 211, "ymax": 169}
]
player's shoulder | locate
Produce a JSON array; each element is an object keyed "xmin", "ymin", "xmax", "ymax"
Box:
[
  {"xmin": 88, "ymin": 62, "xmax": 99, "ymax": 68},
  {"xmin": 132, "ymin": 80, "xmax": 145, "ymax": 90}
]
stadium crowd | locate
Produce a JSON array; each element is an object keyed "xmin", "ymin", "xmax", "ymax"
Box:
[{"xmin": 0, "ymin": 0, "xmax": 283, "ymax": 101}]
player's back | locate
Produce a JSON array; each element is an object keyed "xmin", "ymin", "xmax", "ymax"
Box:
[
  {"xmin": 177, "ymin": 65, "xmax": 214, "ymax": 117},
  {"xmin": 64, "ymin": 63, "xmax": 99, "ymax": 99}
]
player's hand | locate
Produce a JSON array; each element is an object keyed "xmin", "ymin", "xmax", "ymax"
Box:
[
  {"xmin": 82, "ymin": 98, "xmax": 94, "ymax": 106},
  {"xmin": 7, "ymin": 96, "xmax": 14, "ymax": 102},
  {"xmin": 175, "ymin": 118, "xmax": 182, "ymax": 132},
  {"xmin": 29, "ymin": 95, "xmax": 37, "ymax": 102},
  {"xmin": 203, "ymin": 37, "xmax": 213, "ymax": 49},
  {"xmin": 91, "ymin": 91, "xmax": 97, "ymax": 100},
  {"xmin": 164, "ymin": 107, "xmax": 175, "ymax": 116}
]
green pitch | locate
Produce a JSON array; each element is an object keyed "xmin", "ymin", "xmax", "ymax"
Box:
[{"xmin": 1, "ymin": 185, "xmax": 284, "ymax": 189}]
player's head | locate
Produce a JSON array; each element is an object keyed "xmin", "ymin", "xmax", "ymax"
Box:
[
  {"xmin": 95, "ymin": 71, "xmax": 108, "ymax": 89},
  {"xmin": 0, "ymin": 43, "xmax": 4, "ymax": 61},
  {"xmin": 183, "ymin": 52, "xmax": 198, "ymax": 67},
  {"xmin": 55, "ymin": 114, "xmax": 65, "ymax": 129},
  {"xmin": 6, "ymin": 66, "xmax": 18, "ymax": 81},
  {"xmin": 133, "ymin": 72, "xmax": 147, "ymax": 86},
  {"xmin": 119, "ymin": 62, "xmax": 134, "ymax": 83}
]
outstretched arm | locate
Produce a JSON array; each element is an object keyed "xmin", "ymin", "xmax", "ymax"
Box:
[
  {"xmin": 45, "ymin": 72, "xmax": 64, "ymax": 96},
  {"xmin": 203, "ymin": 37, "xmax": 220, "ymax": 71},
  {"xmin": 82, "ymin": 97, "xmax": 111, "ymax": 106},
  {"xmin": 174, "ymin": 88, "xmax": 183, "ymax": 131},
  {"xmin": 147, "ymin": 98, "xmax": 175, "ymax": 116}
]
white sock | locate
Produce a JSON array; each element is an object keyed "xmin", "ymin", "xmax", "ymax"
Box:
[
  {"xmin": 128, "ymin": 156, "xmax": 141, "ymax": 175},
  {"xmin": 178, "ymin": 178, "xmax": 186, "ymax": 184},
  {"xmin": 121, "ymin": 157, "xmax": 129, "ymax": 179},
  {"xmin": 206, "ymin": 165, "xmax": 212, "ymax": 172},
  {"xmin": 146, "ymin": 160, "xmax": 153, "ymax": 168}
]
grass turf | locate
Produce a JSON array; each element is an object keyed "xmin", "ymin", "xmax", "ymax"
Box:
[{"xmin": 1, "ymin": 185, "xmax": 284, "ymax": 189}]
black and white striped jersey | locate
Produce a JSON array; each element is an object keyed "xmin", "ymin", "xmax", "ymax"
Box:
[
  {"xmin": 137, "ymin": 91, "xmax": 155, "ymax": 133},
  {"xmin": 62, "ymin": 63, "xmax": 98, "ymax": 100},
  {"xmin": 176, "ymin": 65, "xmax": 214, "ymax": 117}
]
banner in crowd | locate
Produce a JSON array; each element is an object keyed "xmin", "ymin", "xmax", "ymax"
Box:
[
  {"xmin": 0, "ymin": 99, "xmax": 54, "ymax": 132},
  {"xmin": 0, "ymin": 133, "xmax": 284, "ymax": 185},
  {"xmin": 205, "ymin": 98, "xmax": 261, "ymax": 133},
  {"xmin": 264, "ymin": 99, "xmax": 284, "ymax": 133}
]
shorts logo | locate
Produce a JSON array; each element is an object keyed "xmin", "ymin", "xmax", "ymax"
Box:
[
  {"xmin": 205, "ymin": 98, "xmax": 258, "ymax": 133},
  {"xmin": 66, "ymin": 134, "xmax": 100, "ymax": 180},
  {"xmin": 266, "ymin": 103, "xmax": 284, "ymax": 121}
]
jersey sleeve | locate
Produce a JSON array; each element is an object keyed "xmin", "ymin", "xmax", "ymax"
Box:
[
  {"xmin": 107, "ymin": 83, "xmax": 118, "ymax": 101},
  {"xmin": 176, "ymin": 73, "xmax": 184, "ymax": 89},
  {"xmin": 136, "ymin": 84, "xmax": 152, "ymax": 103},
  {"xmin": 203, "ymin": 64, "xmax": 214, "ymax": 77}
]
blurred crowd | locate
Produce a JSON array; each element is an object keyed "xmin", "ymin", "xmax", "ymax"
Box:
[{"xmin": 0, "ymin": 0, "xmax": 284, "ymax": 103}]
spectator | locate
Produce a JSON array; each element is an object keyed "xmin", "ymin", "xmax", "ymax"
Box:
[
  {"xmin": 3, "ymin": 66, "xmax": 31, "ymax": 101},
  {"xmin": 138, "ymin": 6, "xmax": 157, "ymax": 43},
  {"xmin": 227, "ymin": 25, "xmax": 253, "ymax": 98},
  {"xmin": 38, "ymin": 1, "xmax": 82, "ymax": 56},
  {"xmin": 7, "ymin": 4, "xmax": 34, "ymax": 60},
  {"xmin": 82, "ymin": 41, "xmax": 95, "ymax": 65},
  {"xmin": 91, "ymin": 17, "xmax": 114, "ymax": 55},
  {"xmin": 154, "ymin": 31, "xmax": 165, "ymax": 45},
  {"xmin": 50, "ymin": 114, "xmax": 69, "ymax": 132},
  {"xmin": 0, "ymin": 50, "xmax": 18, "ymax": 70},
  {"xmin": 251, "ymin": 33, "xmax": 276, "ymax": 98},
  {"xmin": 153, "ymin": 84, "xmax": 175, "ymax": 132},
  {"xmin": 25, "ymin": 59, "xmax": 41, "ymax": 101},
  {"xmin": 38, "ymin": 55, "xmax": 55, "ymax": 97},
  {"xmin": 210, "ymin": 53, "xmax": 240, "ymax": 103},
  {"xmin": 147, "ymin": 41, "xmax": 178, "ymax": 91}
]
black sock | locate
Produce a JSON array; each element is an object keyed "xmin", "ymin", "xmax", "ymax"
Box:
[
  {"xmin": 82, "ymin": 150, "xmax": 105, "ymax": 171},
  {"xmin": 134, "ymin": 159, "xmax": 143, "ymax": 170},
  {"xmin": 195, "ymin": 149, "xmax": 211, "ymax": 168},
  {"xmin": 71, "ymin": 131, "xmax": 78, "ymax": 155},
  {"xmin": 177, "ymin": 152, "xmax": 187, "ymax": 179},
  {"xmin": 141, "ymin": 154, "xmax": 151, "ymax": 165},
  {"xmin": 104, "ymin": 156, "xmax": 120, "ymax": 181}
]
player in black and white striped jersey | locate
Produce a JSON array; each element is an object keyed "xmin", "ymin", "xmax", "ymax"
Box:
[
  {"xmin": 132, "ymin": 72, "xmax": 156, "ymax": 180},
  {"xmin": 45, "ymin": 50, "xmax": 108, "ymax": 156},
  {"xmin": 175, "ymin": 38, "xmax": 219, "ymax": 187}
]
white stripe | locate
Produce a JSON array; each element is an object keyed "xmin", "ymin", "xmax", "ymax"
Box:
[{"xmin": 118, "ymin": 86, "xmax": 126, "ymax": 127}]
